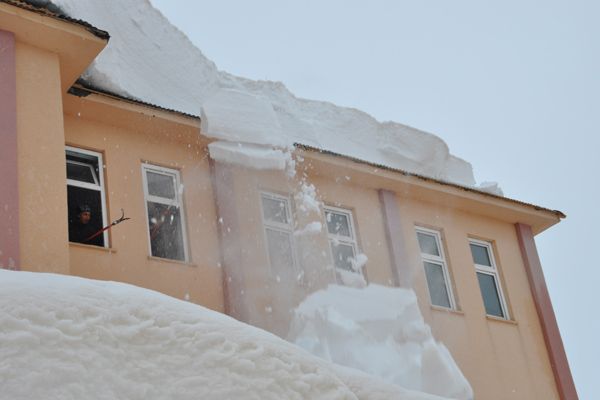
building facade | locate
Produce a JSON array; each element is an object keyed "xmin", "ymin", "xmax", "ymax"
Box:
[{"xmin": 0, "ymin": 2, "xmax": 577, "ymax": 399}]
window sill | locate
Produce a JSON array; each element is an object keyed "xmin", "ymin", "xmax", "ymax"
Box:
[
  {"xmin": 69, "ymin": 242, "xmax": 117, "ymax": 253},
  {"xmin": 430, "ymin": 305, "xmax": 465, "ymax": 316},
  {"xmin": 147, "ymin": 256, "xmax": 197, "ymax": 268},
  {"xmin": 486, "ymin": 315, "xmax": 518, "ymax": 326}
]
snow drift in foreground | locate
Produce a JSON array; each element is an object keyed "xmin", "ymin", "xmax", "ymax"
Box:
[
  {"xmin": 51, "ymin": 0, "xmax": 503, "ymax": 193},
  {"xmin": 0, "ymin": 270, "xmax": 451, "ymax": 400},
  {"xmin": 288, "ymin": 284, "xmax": 473, "ymax": 400}
]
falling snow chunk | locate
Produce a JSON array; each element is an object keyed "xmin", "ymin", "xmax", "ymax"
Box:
[
  {"xmin": 288, "ymin": 284, "xmax": 473, "ymax": 400},
  {"xmin": 294, "ymin": 221, "xmax": 323, "ymax": 236},
  {"xmin": 337, "ymin": 269, "xmax": 368, "ymax": 288},
  {"xmin": 295, "ymin": 183, "xmax": 321, "ymax": 214},
  {"xmin": 476, "ymin": 181, "xmax": 504, "ymax": 196}
]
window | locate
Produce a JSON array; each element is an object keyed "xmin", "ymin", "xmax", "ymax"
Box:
[
  {"xmin": 324, "ymin": 206, "xmax": 363, "ymax": 281},
  {"xmin": 66, "ymin": 147, "xmax": 107, "ymax": 247},
  {"xmin": 260, "ymin": 192, "xmax": 297, "ymax": 280},
  {"xmin": 142, "ymin": 164, "xmax": 188, "ymax": 261},
  {"xmin": 469, "ymin": 239, "xmax": 509, "ymax": 318},
  {"xmin": 415, "ymin": 227, "xmax": 455, "ymax": 309}
]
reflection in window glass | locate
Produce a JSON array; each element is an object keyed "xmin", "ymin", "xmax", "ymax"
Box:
[
  {"xmin": 325, "ymin": 211, "xmax": 351, "ymax": 237},
  {"xmin": 477, "ymin": 272, "xmax": 504, "ymax": 318},
  {"xmin": 261, "ymin": 196, "xmax": 289, "ymax": 224},
  {"xmin": 331, "ymin": 242, "xmax": 356, "ymax": 271},
  {"xmin": 261, "ymin": 193, "xmax": 296, "ymax": 278},
  {"xmin": 67, "ymin": 161, "xmax": 97, "ymax": 184},
  {"xmin": 147, "ymin": 202, "xmax": 185, "ymax": 261},
  {"xmin": 469, "ymin": 240, "xmax": 508, "ymax": 319},
  {"xmin": 424, "ymin": 262, "xmax": 451, "ymax": 308},
  {"xmin": 417, "ymin": 232, "xmax": 440, "ymax": 256},
  {"xmin": 143, "ymin": 165, "xmax": 188, "ymax": 262},
  {"xmin": 470, "ymin": 243, "xmax": 492, "ymax": 267},
  {"xmin": 146, "ymin": 171, "xmax": 176, "ymax": 199},
  {"xmin": 324, "ymin": 207, "xmax": 363, "ymax": 284},
  {"xmin": 265, "ymin": 228, "xmax": 295, "ymax": 278}
]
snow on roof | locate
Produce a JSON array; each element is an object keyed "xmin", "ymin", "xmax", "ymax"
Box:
[
  {"xmin": 0, "ymin": 270, "xmax": 450, "ymax": 400},
  {"xmin": 3, "ymin": 0, "xmax": 110, "ymax": 39},
  {"xmin": 49, "ymin": 0, "xmax": 498, "ymax": 191}
]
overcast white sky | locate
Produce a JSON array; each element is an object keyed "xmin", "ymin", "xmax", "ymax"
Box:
[{"xmin": 151, "ymin": 1, "xmax": 598, "ymax": 397}]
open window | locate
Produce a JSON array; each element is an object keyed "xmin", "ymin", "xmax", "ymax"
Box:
[
  {"xmin": 142, "ymin": 164, "xmax": 188, "ymax": 262},
  {"xmin": 66, "ymin": 147, "xmax": 108, "ymax": 247},
  {"xmin": 324, "ymin": 206, "xmax": 364, "ymax": 283},
  {"xmin": 415, "ymin": 227, "xmax": 456, "ymax": 309}
]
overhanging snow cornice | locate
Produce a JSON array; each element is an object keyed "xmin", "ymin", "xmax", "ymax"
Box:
[
  {"xmin": 64, "ymin": 80, "xmax": 565, "ymax": 234},
  {"xmin": 296, "ymin": 144, "xmax": 565, "ymax": 235}
]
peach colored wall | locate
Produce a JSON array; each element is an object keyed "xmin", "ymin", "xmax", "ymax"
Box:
[
  {"xmin": 220, "ymin": 159, "xmax": 560, "ymax": 399},
  {"xmin": 222, "ymin": 166, "xmax": 316, "ymax": 336},
  {"xmin": 63, "ymin": 112, "xmax": 224, "ymax": 312},
  {"xmin": 312, "ymin": 176, "xmax": 396, "ymax": 286},
  {"xmin": 10, "ymin": 40, "xmax": 560, "ymax": 397},
  {"xmin": 16, "ymin": 41, "xmax": 70, "ymax": 274},
  {"xmin": 396, "ymin": 196, "xmax": 560, "ymax": 399},
  {"xmin": 57, "ymin": 97, "xmax": 560, "ymax": 398}
]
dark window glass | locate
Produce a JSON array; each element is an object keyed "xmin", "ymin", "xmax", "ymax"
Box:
[
  {"xmin": 67, "ymin": 161, "xmax": 97, "ymax": 184},
  {"xmin": 417, "ymin": 232, "xmax": 440, "ymax": 256},
  {"xmin": 147, "ymin": 202, "xmax": 184, "ymax": 261},
  {"xmin": 424, "ymin": 262, "xmax": 451, "ymax": 308},
  {"xmin": 325, "ymin": 211, "xmax": 351, "ymax": 237},
  {"xmin": 477, "ymin": 272, "xmax": 504, "ymax": 317},
  {"xmin": 67, "ymin": 186, "xmax": 104, "ymax": 247},
  {"xmin": 330, "ymin": 241, "xmax": 356, "ymax": 271},
  {"xmin": 470, "ymin": 243, "xmax": 492, "ymax": 266},
  {"xmin": 146, "ymin": 171, "xmax": 176, "ymax": 199},
  {"xmin": 262, "ymin": 196, "xmax": 289, "ymax": 224}
]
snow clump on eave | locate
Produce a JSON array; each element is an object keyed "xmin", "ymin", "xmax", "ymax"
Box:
[{"xmin": 51, "ymin": 0, "xmax": 502, "ymax": 193}]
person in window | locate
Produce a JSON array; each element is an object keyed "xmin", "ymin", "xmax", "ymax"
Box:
[{"xmin": 69, "ymin": 204, "xmax": 102, "ymax": 246}]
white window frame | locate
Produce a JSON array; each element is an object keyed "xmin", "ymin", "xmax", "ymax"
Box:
[
  {"xmin": 415, "ymin": 227, "xmax": 456, "ymax": 309},
  {"xmin": 141, "ymin": 163, "xmax": 189, "ymax": 262},
  {"xmin": 260, "ymin": 191, "xmax": 298, "ymax": 274},
  {"xmin": 469, "ymin": 238, "xmax": 509, "ymax": 319},
  {"xmin": 66, "ymin": 146, "xmax": 108, "ymax": 246},
  {"xmin": 324, "ymin": 205, "xmax": 363, "ymax": 279}
]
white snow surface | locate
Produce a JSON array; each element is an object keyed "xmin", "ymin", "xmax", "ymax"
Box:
[
  {"xmin": 48, "ymin": 0, "xmax": 501, "ymax": 191},
  {"xmin": 288, "ymin": 284, "xmax": 473, "ymax": 400},
  {"xmin": 0, "ymin": 270, "xmax": 453, "ymax": 400}
]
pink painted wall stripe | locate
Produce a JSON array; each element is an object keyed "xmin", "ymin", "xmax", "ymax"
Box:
[
  {"xmin": 378, "ymin": 189, "xmax": 411, "ymax": 287},
  {"xmin": 209, "ymin": 159, "xmax": 249, "ymax": 322},
  {"xmin": 515, "ymin": 223, "xmax": 578, "ymax": 400},
  {"xmin": 0, "ymin": 30, "xmax": 19, "ymax": 270}
]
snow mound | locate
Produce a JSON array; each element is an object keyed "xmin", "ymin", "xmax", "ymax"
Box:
[
  {"xmin": 0, "ymin": 270, "xmax": 451, "ymax": 400},
  {"xmin": 50, "ymin": 0, "xmax": 498, "ymax": 190},
  {"xmin": 288, "ymin": 284, "xmax": 473, "ymax": 400}
]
